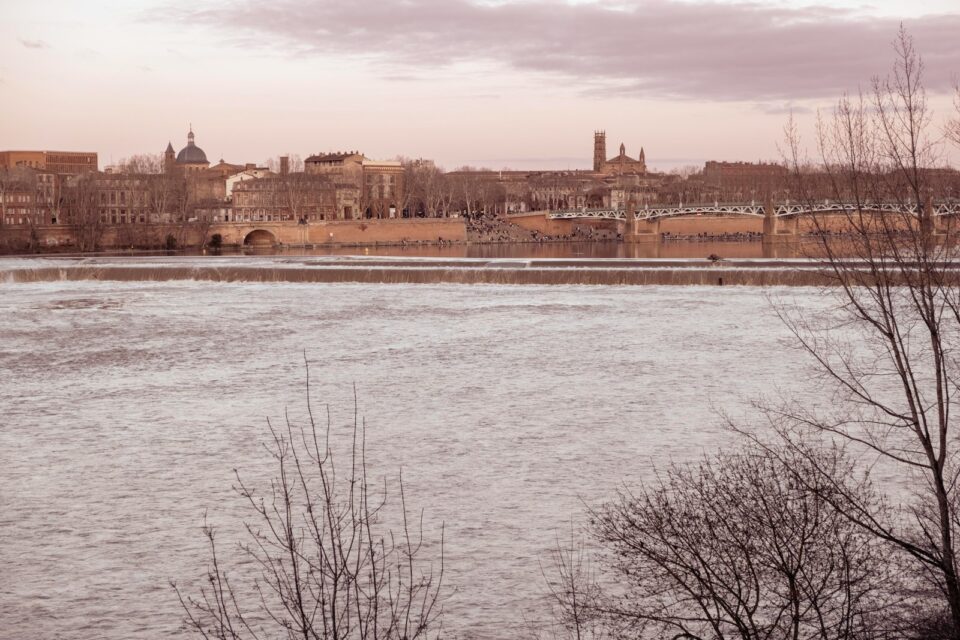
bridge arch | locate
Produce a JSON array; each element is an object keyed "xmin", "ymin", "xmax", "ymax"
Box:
[{"xmin": 243, "ymin": 229, "xmax": 278, "ymax": 246}]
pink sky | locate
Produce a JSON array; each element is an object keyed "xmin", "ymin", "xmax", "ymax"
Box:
[{"xmin": 2, "ymin": 0, "xmax": 959, "ymax": 171}]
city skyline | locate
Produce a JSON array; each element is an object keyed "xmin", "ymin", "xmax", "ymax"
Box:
[{"xmin": 3, "ymin": 0, "xmax": 960, "ymax": 170}]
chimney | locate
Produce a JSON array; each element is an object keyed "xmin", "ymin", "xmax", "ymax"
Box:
[
  {"xmin": 280, "ymin": 156, "xmax": 289, "ymax": 175},
  {"xmin": 245, "ymin": 163, "xmax": 255, "ymax": 171}
]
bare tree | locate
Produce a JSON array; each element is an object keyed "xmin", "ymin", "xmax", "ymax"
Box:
[
  {"xmin": 947, "ymin": 84, "xmax": 960, "ymax": 151},
  {"xmin": 448, "ymin": 168, "xmax": 490, "ymax": 218},
  {"xmin": 586, "ymin": 444, "xmax": 898, "ymax": 640},
  {"xmin": 265, "ymin": 155, "xmax": 305, "ymax": 173},
  {"xmin": 537, "ymin": 527, "xmax": 605, "ymax": 640},
  {"xmin": 770, "ymin": 28, "xmax": 960, "ymax": 637},
  {"xmin": 280, "ymin": 172, "xmax": 323, "ymax": 222},
  {"xmin": 64, "ymin": 173, "xmax": 104, "ymax": 252},
  {"xmin": 118, "ymin": 153, "xmax": 165, "ymax": 175},
  {"xmin": 405, "ymin": 160, "xmax": 446, "ymax": 218},
  {"xmin": 173, "ymin": 366, "xmax": 446, "ymax": 640}
]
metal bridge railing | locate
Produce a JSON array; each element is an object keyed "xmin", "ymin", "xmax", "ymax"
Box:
[{"xmin": 547, "ymin": 202, "xmax": 960, "ymax": 220}]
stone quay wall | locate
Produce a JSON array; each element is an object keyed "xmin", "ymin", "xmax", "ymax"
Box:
[
  {"xmin": 507, "ymin": 212, "xmax": 763, "ymax": 237},
  {"xmin": 506, "ymin": 212, "xmax": 618, "ymax": 236},
  {"xmin": 0, "ymin": 218, "xmax": 468, "ymax": 251}
]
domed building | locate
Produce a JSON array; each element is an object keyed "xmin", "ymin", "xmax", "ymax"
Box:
[{"xmin": 163, "ymin": 127, "xmax": 210, "ymax": 174}]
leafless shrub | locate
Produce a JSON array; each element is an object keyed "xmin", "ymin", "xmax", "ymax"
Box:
[
  {"xmin": 584, "ymin": 444, "xmax": 898, "ymax": 640},
  {"xmin": 173, "ymin": 364, "xmax": 445, "ymax": 639}
]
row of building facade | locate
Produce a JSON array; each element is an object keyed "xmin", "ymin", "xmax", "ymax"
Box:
[{"xmin": 0, "ymin": 128, "xmax": 805, "ymax": 229}]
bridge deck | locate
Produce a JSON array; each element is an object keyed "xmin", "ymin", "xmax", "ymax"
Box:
[{"xmin": 548, "ymin": 202, "xmax": 960, "ymax": 220}]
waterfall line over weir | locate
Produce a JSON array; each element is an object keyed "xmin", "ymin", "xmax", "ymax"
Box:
[{"xmin": 0, "ymin": 257, "xmax": 859, "ymax": 286}]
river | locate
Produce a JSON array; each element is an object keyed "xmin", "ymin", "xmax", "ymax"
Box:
[
  {"xmin": 13, "ymin": 238, "xmax": 821, "ymax": 261},
  {"xmin": 0, "ymin": 277, "xmax": 830, "ymax": 638}
]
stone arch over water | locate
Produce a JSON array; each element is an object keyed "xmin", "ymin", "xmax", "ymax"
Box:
[{"xmin": 243, "ymin": 229, "xmax": 277, "ymax": 246}]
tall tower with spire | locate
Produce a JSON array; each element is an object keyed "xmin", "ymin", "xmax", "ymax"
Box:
[{"xmin": 593, "ymin": 131, "xmax": 606, "ymax": 172}]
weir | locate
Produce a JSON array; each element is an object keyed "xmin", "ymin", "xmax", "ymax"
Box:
[{"xmin": 5, "ymin": 256, "xmax": 958, "ymax": 287}]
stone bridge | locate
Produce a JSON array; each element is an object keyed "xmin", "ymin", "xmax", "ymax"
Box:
[
  {"xmin": 207, "ymin": 222, "xmax": 309, "ymax": 246},
  {"xmin": 206, "ymin": 218, "xmax": 467, "ymax": 247}
]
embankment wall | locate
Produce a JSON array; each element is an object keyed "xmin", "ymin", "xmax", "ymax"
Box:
[
  {"xmin": 0, "ymin": 218, "xmax": 468, "ymax": 251},
  {"xmin": 509, "ymin": 213, "xmax": 765, "ymax": 236}
]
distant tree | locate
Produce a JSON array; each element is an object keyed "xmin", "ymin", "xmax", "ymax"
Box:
[
  {"xmin": 404, "ymin": 160, "xmax": 447, "ymax": 217},
  {"xmin": 668, "ymin": 164, "xmax": 702, "ymax": 179},
  {"xmin": 265, "ymin": 154, "xmax": 304, "ymax": 174},
  {"xmin": 278, "ymin": 172, "xmax": 324, "ymax": 221},
  {"xmin": 479, "ymin": 179, "xmax": 506, "ymax": 215},
  {"xmin": 64, "ymin": 173, "xmax": 103, "ymax": 252},
  {"xmin": 118, "ymin": 153, "xmax": 165, "ymax": 175},
  {"xmin": 448, "ymin": 168, "xmax": 492, "ymax": 218}
]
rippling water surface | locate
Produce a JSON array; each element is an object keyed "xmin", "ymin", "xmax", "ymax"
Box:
[{"xmin": 0, "ymin": 280, "xmax": 829, "ymax": 639}]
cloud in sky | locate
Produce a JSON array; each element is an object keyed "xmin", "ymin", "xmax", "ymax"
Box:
[
  {"xmin": 162, "ymin": 0, "xmax": 960, "ymax": 101},
  {"xmin": 19, "ymin": 38, "xmax": 48, "ymax": 50}
]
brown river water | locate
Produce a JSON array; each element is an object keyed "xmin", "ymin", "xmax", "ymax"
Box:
[
  {"xmin": 12, "ymin": 239, "xmax": 815, "ymax": 261},
  {"xmin": 1, "ymin": 267, "xmax": 839, "ymax": 638}
]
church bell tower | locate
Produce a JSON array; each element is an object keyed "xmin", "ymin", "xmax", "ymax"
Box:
[
  {"xmin": 163, "ymin": 141, "xmax": 175, "ymax": 173},
  {"xmin": 593, "ymin": 130, "xmax": 606, "ymax": 172}
]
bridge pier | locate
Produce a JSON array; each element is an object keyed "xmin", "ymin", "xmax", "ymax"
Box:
[
  {"xmin": 923, "ymin": 198, "xmax": 953, "ymax": 238},
  {"xmin": 623, "ymin": 201, "xmax": 660, "ymax": 243},
  {"xmin": 937, "ymin": 215, "xmax": 955, "ymax": 235},
  {"xmin": 762, "ymin": 197, "xmax": 799, "ymax": 245}
]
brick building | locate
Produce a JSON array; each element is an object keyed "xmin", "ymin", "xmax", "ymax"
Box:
[
  {"xmin": 231, "ymin": 174, "xmax": 360, "ymax": 222},
  {"xmin": 593, "ymin": 131, "xmax": 647, "ymax": 176},
  {"xmin": 362, "ymin": 159, "xmax": 404, "ymax": 217},
  {"xmin": 702, "ymin": 161, "xmax": 788, "ymax": 195},
  {"xmin": 0, "ymin": 167, "xmax": 61, "ymax": 226},
  {"xmin": 0, "ymin": 150, "xmax": 98, "ymax": 175},
  {"xmin": 305, "ymin": 151, "xmax": 405, "ymax": 217},
  {"xmin": 92, "ymin": 173, "xmax": 186, "ymax": 224}
]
